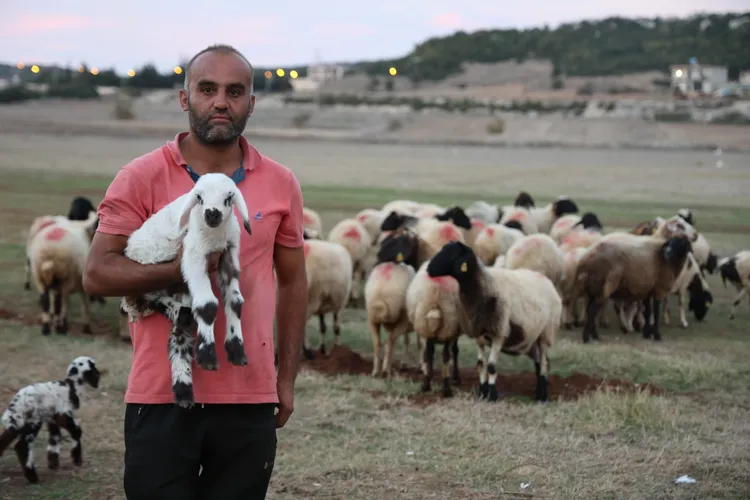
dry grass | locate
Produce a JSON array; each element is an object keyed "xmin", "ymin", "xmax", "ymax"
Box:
[{"xmin": 0, "ymin": 129, "xmax": 749, "ymax": 499}]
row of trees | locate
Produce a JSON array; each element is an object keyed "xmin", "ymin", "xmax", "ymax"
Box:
[{"xmin": 355, "ymin": 13, "xmax": 750, "ymax": 82}]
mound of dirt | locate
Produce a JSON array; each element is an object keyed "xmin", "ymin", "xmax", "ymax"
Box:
[{"xmin": 301, "ymin": 344, "xmax": 665, "ymax": 407}]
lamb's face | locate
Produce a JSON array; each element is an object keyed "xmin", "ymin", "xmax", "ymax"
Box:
[
  {"xmin": 427, "ymin": 241, "xmax": 474, "ymax": 279},
  {"xmin": 436, "ymin": 206, "xmax": 472, "ymax": 230},
  {"xmin": 376, "ymin": 233, "xmax": 418, "ymax": 266},
  {"xmin": 553, "ymin": 197, "xmax": 579, "ymax": 217},
  {"xmin": 67, "ymin": 356, "xmax": 100, "ymax": 389}
]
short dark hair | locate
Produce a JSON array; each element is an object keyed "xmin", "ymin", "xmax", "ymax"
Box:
[{"xmin": 183, "ymin": 44, "xmax": 254, "ymax": 93}]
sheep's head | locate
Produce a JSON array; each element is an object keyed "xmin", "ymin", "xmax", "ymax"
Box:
[
  {"xmin": 435, "ymin": 206, "xmax": 472, "ymax": 229},
  {"xmin": 427, "ymin": 241, "xmax": 477, "ymax": 280},
  {"xmin": 659, "ymin": 215, "xmax": 696, "ymax": 241},
  {"xmin": 503, "ymin": 220, "xmax": 523, "ymax": 232},
  {"xmin": 67, "ymin": 356, "xmax": 101, "ymax": 389},
  {"xmin": 380, "ymin": 211, "xmax": 417, "ymax": 232},
  {"xmin": 661, "ymin": 235, "xmax": 692, "ymax": 264},
  {"xmin": 514, "ymin": 191, "xmax": 535, "ymax": 209},
  {"xmin": 552, "ymin": 197, "xmax": 579, "ymax": 217},
  {"xmin": 575, "ymin": 211, "xmax": 603, "ymax": 232},
  {"xmin": 687, "ymin": 275, "xmax": 713, "ymax": 321},
  {"xmin": 377, "ymin": 232, "xmax": 419, "ymax": 268},
  {"xmin": 178, "ymin": 173, "xmax": 252, "ymax": 235},
  {"xmin": 677, "ymin": 208, "xmax": 694, "ymax": 226},
  {"xmin": 68, "ymin": 196, "xmax": 97, "ymax": 221}
]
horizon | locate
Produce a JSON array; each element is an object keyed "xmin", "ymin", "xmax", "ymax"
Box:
[{"xmin": 3, "ymin": 2, "xmax": 749, "ymax": 75}]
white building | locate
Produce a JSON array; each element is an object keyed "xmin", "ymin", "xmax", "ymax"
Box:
[
  {"xmin": 740, "ymin": 71, "xmax": 750, "ymax": 86},
  {"xmin": 670, "ymin": 64, "xmax": 728, "ymax": 94},
  {"xmin": 307, "ymin": 63, "xmax": 345, "ymax": 83}
]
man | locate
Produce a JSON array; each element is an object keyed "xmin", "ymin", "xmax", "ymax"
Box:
[{"xmin": 83, "ymin": 44, "xmax": 308, "ymax": 500}]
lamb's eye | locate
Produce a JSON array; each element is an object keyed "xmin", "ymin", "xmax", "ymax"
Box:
[{"xmin": 224, "ymin": 194, "xmax": 233, "ymax": 207}]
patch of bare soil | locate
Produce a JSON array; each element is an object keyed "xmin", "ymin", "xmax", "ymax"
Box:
[
  {"xmin": 302, "ymin": 345, "xmax": 665, "ymax": 407},
  {"xmin": 0, "ymin": 306, "xmax": 117, "ymax": 338}
]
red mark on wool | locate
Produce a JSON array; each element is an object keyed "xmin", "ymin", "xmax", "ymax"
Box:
[
  {"xmin": 562, "ymin": 233, "xmax": 578, "ymax": 246},
  {"xmin": 303, "ymin": 212, "xmax": 315, "ymax": 224},
  {"xmin": 471, "ymin": 219, "xmax": 485, "ymax": 229},
  {"xmin": 508, "ymin": 210, "xmax": 526, "ymax": 221},
  {"xmin": 38, "ymin": 219, "xmax": 56, "ymax": 232},
  {"xmin": 357, "ymin": 213, "xmax": 369, "ymax": 222},
  {"xmin": 485, "ymin": 227, "xmax": 495, "ymax": 237},
  {"xmin": 45, "ymin": 227, "xmax": 67, "ymax": 241},
  {"xmin": 303, "ymin": 242, "xmax": 311, "ymax": 258},
  {"xmin": 439, "ymin": 224, "xmax": 461, "ymax": 241},
  {"xmin": 513, "ymin": 246, "xmax": 523, "ymax": 255},
  {"xmin": 429, "ymin": 275, "xmax": 458, "ymax": 290},
  {"xmin": 378, "ymin": 262, "xmax": 395, "ymax": 279},
  {"xmin": 343, "ymin": 227, "xmax": 362, "ymax": 241}
]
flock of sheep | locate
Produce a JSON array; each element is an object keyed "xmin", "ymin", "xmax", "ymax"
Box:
[{"xmin": 301, "ymin": 191, "xmax": 750, "ymax": 401}]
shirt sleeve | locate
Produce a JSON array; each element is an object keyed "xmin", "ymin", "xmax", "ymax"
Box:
[
  {"xmin": 274, "ymin": 172, "xmax": 305, "ymax": 248},
  {"xmin": 96, "ymin": 166, "xmax": 149, "ymax": 237}
]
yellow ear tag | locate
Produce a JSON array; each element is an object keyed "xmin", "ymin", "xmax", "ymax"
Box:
[
  {"xmin": 460, "ymin": 262, "xmax": 468, "ymax": 273},
  {"xmin": 705, "ymin": 301, "xmax": 711, "ymax": 307},
  {"xmin": 396, "ymin": 252, "xmax": 404, "ymax": 262}
]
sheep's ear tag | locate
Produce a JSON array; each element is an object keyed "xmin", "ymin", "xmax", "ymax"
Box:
[
  {"xmin": 706, "ymin": 301, "xmax": 711, "ymax": 308},
  {"xmin": 396, "ymin": 252, "xmax": 404, "ymax": 262},
  {"xmin": 460, "ymin": 262, "xmax": 468, "ymax": 273},
  {"xmin": 449, "ymin": 217, "xmax": 454, "ymax": 224}
]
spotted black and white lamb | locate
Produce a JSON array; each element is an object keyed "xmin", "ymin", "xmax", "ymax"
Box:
[
  {"xmin": 0, "ymin": 356, "xmax": 101, "ymax": 484},
  {"xmin": 121, "ymin": 172, "xmax": 253, "ymax": 408}
]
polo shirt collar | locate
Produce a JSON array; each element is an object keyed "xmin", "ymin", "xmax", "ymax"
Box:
[{"xmin": 166, "ymin": 131, "xmax": 259, "ymax": 184}]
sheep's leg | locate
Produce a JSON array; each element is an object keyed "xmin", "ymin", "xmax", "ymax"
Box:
[
  {"xmin": 14, "ymin": 424, "xmax": 41, "ymax": 483},
  {"xmin": 485, "ymin": 339, "xmax": 502, "ymax": 402},
  {"xmin": 39, "ymin": 288, "xmax": 52, "ymax": 335},
  {"xmin": 476, "ymin": 340, "xmax": 489, "ymax": 399},
  {"xmin": 79, "ymin": 291, "xmax": 93, "ymax": 334},
  {"xmin": 678, "ymin": 291, "xmax": 689, "ymax": 328},
  {"xmin": 383, "ymin": 317, "xmax": 410, "ymax": 377},
  {"xmin": 58, "ymin": 413, "xmax": 83, "ymax": 466},
  {"xmin": 729, "ymin": 288, "xmax": 747, "ymax": 320},
  {"xmin": 441, "ymin": 341, "xmax": 453, "ymax": 398},
  {"xmin": 169, "ymin": 307, "xmax": 197, "ymax": 408},
  {"xmin": 451, "ymin": 339, "xmax": 461, "ymax": 384},
  {"xmin": 633, "ymin": 301, "xmax": 645, "ymax": 332},
  {"xmin": 369, "ymin": 321, "xmax": 382, "ymax": 377},
  {"xmin": 351, "ymin": 264, "xmax": 363, "ymax": 308},
  {"xmin": 401, "ymin": 330, "xmax": 416, "ymax": 371},
  {"xmin": 318, "ymin": 314, "xmax": 327, "ymax": 354},
  {"xmin": 530, "ymin": 340, "xmax": 551, "ymax": 402},
  {"xmin": 332, "ymin": 312, "xmax": 341, "ymax": 347},
  {"xmin": 662, "ymin": 295, "xmax": 671, "ymax": 325},
  {"xmin": 184, "ymin": 250, "xmax": 220, "ymax": 371},
  {"xmin": 582, "ymin": 296, "xmax": 600, "ymax": 343},
  {"xmin": 642, "ymin": 298, "xmax": 653, "ymax": 339},
  {"xmin": 420, "ymin": 338, "xmax": 435, "ymax": 392},
  {"xmin": 24, "ymin": 257, "xmax": 31, "ymax": 290},
  {"xmin": 218, "ymin": 246, "xmax": 247, "ymax": 367},
  {"xmin": 54, "ymin": 288, "xmax": 69, "ymax": 334},
  {"xmin": 650, "ymin": 299, "xmax": 663, "ymax": 341},
  {"xmin": 597, "ymin": 299, "xmax": 610, "ymax": 328},
  {"xmin": 46, "ymin": 422, "xmax": 62, "ymax": 469}
]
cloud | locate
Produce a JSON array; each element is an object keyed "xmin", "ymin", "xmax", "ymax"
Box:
[
  {"xmin": 429, "ymin": 13, "xmax": 474, "ymax": 30},
  {"xmin": 1, "ymin": 14, "xmax": 97, "ymax": 37},
  {"xmin": 310, "ymin": 21, "xmax": 377, "ymax": 37}
]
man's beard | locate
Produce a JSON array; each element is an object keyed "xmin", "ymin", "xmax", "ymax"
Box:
[{"xmin": 187, "ymin": 101, "xmax": 250, "ymax": 146}]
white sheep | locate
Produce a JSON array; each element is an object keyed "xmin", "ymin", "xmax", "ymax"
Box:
[
  {"xmin": 503, "ymin": 233, "xmax": 565, "ymax": 289},
  {"xmin": 302, "ymin": 207, "xmax": 323, "ymax": 236},
  {"xmin": 355, "ymin": 208, "xmax": 384, "ymax": 244},
  {"xmin": 528, "ymin": 196, "xmax": 580, "ymax": 234},
  {"xmin": 302, "ymin": 239, "xmax": 353, "ymax": 358},
  {"xmin": 406, "ymin": 260, "xmax": 462, "ymax": 397},
  {"xmin": 473, "ymin": 223, "xmax": 525, "ymax": 265},
  {"xmin": 426, "ymin": 241, "xmax": 561, "ymax": 402},
  {"xmin": 327, "ymin": 218, "xmax": 373, "ymax": 307},
  {"xmin": 380, "ymin": 199, "xmax": 422, "ymax": 217},
  {"xmin": 662, "ymin": 253, "xmax": 714, "ymax": 328},
  {"xmin": 0, "ymin": 356, "xmax": 100, "ymax": 484},
  {"xmin": 719, "ymin": 250, "xmax": 750, "ymax": 320},
  {"xmin": 499, "ymin": 206, "xmax": 538, "ymax": 234},
  {"xmin": 28, "ymin": 212, "xmax": 100, "ymax": 335},
  {"xmin": 121, "ymin": 173, "xmax": 252, "ymax": 408},
  {"xmin": 465, "ymin": 200, "xmax": 502, "ymax": 225}
]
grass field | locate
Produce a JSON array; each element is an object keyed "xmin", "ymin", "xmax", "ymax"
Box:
[{"xmin": 1, "ymin": 131, "xmax": 749, "ymax": 499}]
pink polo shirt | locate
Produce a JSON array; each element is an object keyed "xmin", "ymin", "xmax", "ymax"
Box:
[{"xmin": 97, "ymin": 132, "xmax": 305, "ymax": 404}]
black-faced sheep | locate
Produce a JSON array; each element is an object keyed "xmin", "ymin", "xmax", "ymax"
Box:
[
  {"xmin": 0, "ymin": 356, "xmax": 100, "ymax": 484},
  {"xmin": 379, "ymin": 211, "xmax": 467, "ymax": 267},
  {"xmin": 301, "ymin": 239, "xmax": 353, "ymax": 358},
  {"xmin": 575, "ymin": 233, "xmax": 693, "ymax": 343},
  {"xmin": 550, "ymin": 211, "xmax": 603, "ymax": 245},
  {"xmin": 121, "ymin": 173, "xmax": 252, "ymax": 408},
  {"xmin": 530, "ymin": 196, "xmax": 580, "ymax": 234},
  {"xmin": 662, "ymin": 253, "xmax": 714, "ymax": 327},
  {"xmin": 426, "ymin": 241, "xmax": 561, "ymax": 402},
  {"xmin": 718, "ymin": 251, "xmax": 750, "ymax": 320},
  {"xmin": 364, "ymin": 232, "xmax": 420, "ymax": 377}
]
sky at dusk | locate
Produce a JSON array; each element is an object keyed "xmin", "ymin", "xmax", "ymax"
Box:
[{"xmin": 3, "ymin": 1, "xmax": 748, "ymax": 74}]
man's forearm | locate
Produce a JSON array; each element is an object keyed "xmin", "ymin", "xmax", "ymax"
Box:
[
  {"xmin": 83, "ymin": 252, "xmax": 181, "ymax": 298},
  {"xmin": 275, "ymin": 280, "xmax": 308, "ymax": 383}
]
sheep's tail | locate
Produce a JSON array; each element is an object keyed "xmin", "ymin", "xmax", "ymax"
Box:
[
  {"xmin": 415, "ymin": 302, "xmax": 443, "ymax": 337},
  {"xmin": 38, "ymin": 259, "xmax": 65, "ymax": 290},
  {"xmin": 0, "ymin": 426, "xmax": 18, "ymax": 456},
  {"xmin": 368, "ymin": 299, "xmax": 389, "ymax": 323}
]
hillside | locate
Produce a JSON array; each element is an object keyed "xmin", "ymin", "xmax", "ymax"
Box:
[{"xmin": 355, "ymin": 12, "xmax": 750, "ymax": 82}]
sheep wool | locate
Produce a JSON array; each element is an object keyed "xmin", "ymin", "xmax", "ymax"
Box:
[
  {"xmin": 473, "ymin": 224, "xmax": 525, "ymax": 265},
  {"xmin": 327, "ymin": 218, "xmax": 373, "ymax": 307},
  {"xmin": 302, "ymin": 207, "xmax": 323, "ymax": 236},
  {"xmin": 504, "ymin": 233, "xmax": 565, "ymax": 288}
]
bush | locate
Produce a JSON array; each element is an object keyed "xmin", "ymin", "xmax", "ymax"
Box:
[
  {"xmin": 486, "ymin": 118, "xmax": 505, "ymax": 134},
  {"xmin": 653, "ymin": 110, "xmax": 692, "ymax": 122},
  {"xmin": 46, "ymin": 82, "xmax": 99, "ymax": 100},
  {"xmin": 0, "ymin": 85, "xmax": 42, "ymax": 103}
]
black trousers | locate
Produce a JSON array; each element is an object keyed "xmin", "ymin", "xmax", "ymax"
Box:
[{"xmin": 123, "ymin": 402, "xmax": 277, "ymax": 500}]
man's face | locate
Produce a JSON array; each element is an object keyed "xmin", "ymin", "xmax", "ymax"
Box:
[{"xmin": 180, "ymin": 51, "xmax": 255, "ymax": 146}]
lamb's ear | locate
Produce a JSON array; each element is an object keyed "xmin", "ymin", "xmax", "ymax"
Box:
[
  {"xmin": 231, "ymin": 186, "xmax": 252, "ymax": 235},
  {"xmin": 178, "ymin": 192, "xmax": 199, "ymax": 233}
]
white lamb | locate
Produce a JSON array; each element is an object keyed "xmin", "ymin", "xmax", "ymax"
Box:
[{"xmin": 121, "ymin": 173, "xmax": 253, "ymax": 408}]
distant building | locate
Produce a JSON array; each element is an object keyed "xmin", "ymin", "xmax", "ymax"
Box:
[
  {"xmin": 670, "ymin": 64, "xmax": 728, "ymax": 94},
  {"xmin": 307, "ymin": 63, "xmax": 345, "ymax": 83},
  {"xmin": 740, "ymin": 70, "xmax": 750, "ymax": 86}
]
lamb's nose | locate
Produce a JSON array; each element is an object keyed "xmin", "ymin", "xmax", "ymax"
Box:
[{"xmin": 204, "ymin": 208, "xmax": 222, "ymax": 227}]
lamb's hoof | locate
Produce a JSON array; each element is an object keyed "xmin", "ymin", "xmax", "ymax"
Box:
[
  {"xmin": 420, "ymin": 378, "xmax": 431, "ymax": 393},
  {"xmin": 195, "ymin": 342, "xmax": 219, "ymax": 371},
  {"xmin": 71, "ymin": 447, "xmax": 82, "ymax": 466},
  {"xmin": 47, "ymin": 452, "xmax": 59, "ymax": 469},
  {"xmin": 42, "ymin": 323, "xmax": 51, "ymax": 336},
  {"xmin": 441, "ymin": 380, "xmax": 453, "ymax": 398},
  {"xmin": 225, "ymin": 337, "xmax": 248, "ymax": 366},
  {"xmin": 681, "ymin": 322, "xmax": 689, "ymax": 329},
  {"xmin": 82, "ymin": 324, "xmax": 92, "ymax": 335},
  {"xmin": 477, "ymin": 382, "xmax": 489, "ymax": 399},
  {"xmin": 173, "ymin": 382, "xmax": 194, "ymax": 408},
  {"xmin": 24, "ymin": 467, "xmax": 39, "ymax": 484},
  {"xmin": 487, "ymin": 384, "xmax": 499, "ymax": 402}
]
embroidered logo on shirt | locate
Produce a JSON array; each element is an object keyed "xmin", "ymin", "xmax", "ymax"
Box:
[{"xmin": 254, "ymin": 211, "xmax": 263, "ymax": 221}]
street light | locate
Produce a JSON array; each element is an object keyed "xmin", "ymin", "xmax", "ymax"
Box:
[
  {"xmin": 90, "ymin": 67, "xmax": 99, "ymax": 76},
  {"xmin": 127, "ymin": 69, "xmax": 136, "ymax": 77},
  {"xmin": 31, "ymin": 65, "xmax": 40, "ymax": 74},
  {"xmin": 264, "ymin": 70, "xmax": 272, "ymax": 79},
  {"xmin": 289, "ymin": 70, "xmax": 299, "ymax": 79},
  {"xmin": 78, "ymin": 65, "xmax": 85, "ymax": 73},
  {"xmin": 389, "ymin": 67, "xmax": 397, "ymax": 76},
  {"xmin": 17, "ymin": 62, "xmax": 24, "ymax": 69},
  {"xmin": 174, "ymin": 66, "xmax": 183, "ymax": 75},
  {"xmin": 276, "ymin": 68, "xmax": 285, "ymax": 77}
]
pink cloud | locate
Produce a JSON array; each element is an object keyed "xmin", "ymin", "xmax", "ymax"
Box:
[
  {"xmin": 1, "ymin": 15, "xmax": 96, "ymax": 37},
  {"xmin": 311, "ymin": 21, "xmax": 377, "ymax": 37},
  {"xmin": 429, "ymin": 13, "xmax": 470, "ymax": 29}
]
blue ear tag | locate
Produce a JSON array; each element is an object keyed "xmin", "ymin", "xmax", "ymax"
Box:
[{"xmin": 184, "ymin": 159, "xmax": 245, "ymax": 185}]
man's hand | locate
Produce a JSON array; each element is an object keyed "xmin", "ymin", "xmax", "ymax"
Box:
[
  {"xmin": 166, "ymin": 246, "xmax": 223, "ymax": 294},
  {"xmin": 275, "ymin": 379, "xmax": 294, "ymax": 428}
]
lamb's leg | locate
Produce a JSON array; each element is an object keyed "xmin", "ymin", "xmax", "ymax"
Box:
[
  {"xmin": 729, "ymin": 288, "xmax": 747, "ymax": 320},
  {"xmin": 58, "ymin": 413, "xmax": 83, "ymax": 466},
  {"xmin": 451, "ymin": 339, "xmax": 461, "ymax": 384},
  {"xmin": 46, "ymin": 422, "xmax": 62, "ymax": 469},
  {"xmin": 441, "ymin": 341, "xmax": 453, "ymax": 398},
  {"xmin": 54, "ymin": 288, "xmax": 68, "ymax": 334},
  {"xmin": 642, "ymin": 298, "xmax": 653, "ymax": 339},
  {"xmin": 678, "ymin": 291, "xmax": 689, "ymax": 328},
  {"xmin": 350, "ymin": 266, "xmax": 362, "ymax": 308},
  {"xmin": 183, "ymin": 249, "xmax": 220, "ymax": 370},
  {"xmin": 318, "ymin": 314, "xmax": 327, "ymax": 354},
  {"xmin": 369, "ymin": 321, "xmax": 382, "ymax": 377},
  {"xmin": 420, "ymin": 338, "xmax": 435, "ymax": 392},
  {"xmin": 170, "ymin": 307, "xmax": 197, "ymax": 408},
  {"xmin": 14, "ymin": 424, "xmax": 41, "ymax": 483},
  {"xmin": 332, "ymin": 312, "xmax": 341, "ymax": 347},
  {"xmin": 476, "ymin": 339, "xmax": 489, "ymax": 399},
  {"xmin": 218, "ymin": 246, "xmax": 247, "ymax": 367},
  {"xmin": 79, "ymin": 291, "xmax": 93, "ymax": 334},
  {"xmin": 582, "ymin": 295, "xmax": 600, "ymax": 343},
  {"xmin": 39, "ymin": 288, "xmax": 52, "ymax": 335},
  {"xmin": 24, "ymin": 258, "xmax": 31, "ymax": 290},
  {"xmin": 485, "ymin": 339, "xmax": 502, "ymax": 402}
]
